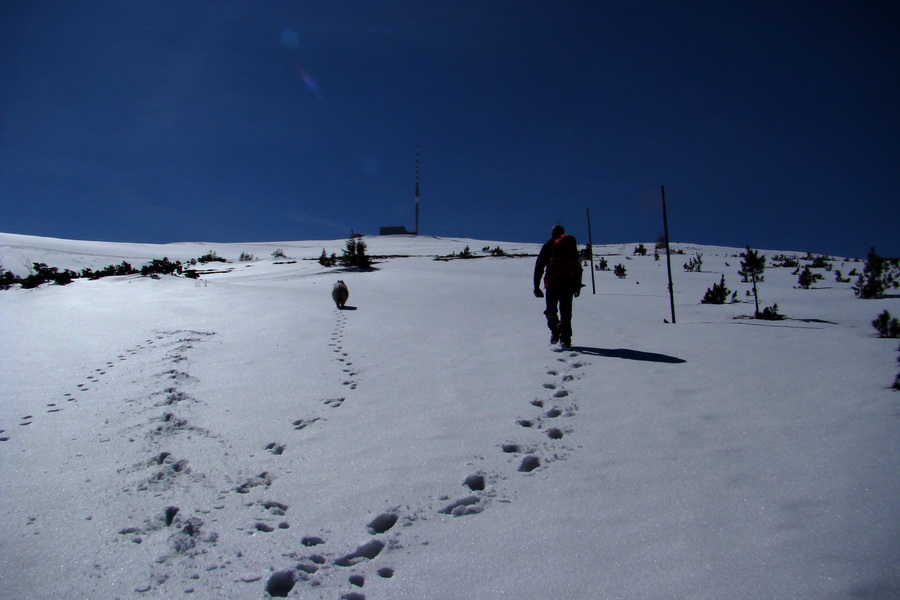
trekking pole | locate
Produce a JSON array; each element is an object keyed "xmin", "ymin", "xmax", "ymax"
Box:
[{"xmin": 586, "ymin": 207, "xmax": 596, "ymax": 294}]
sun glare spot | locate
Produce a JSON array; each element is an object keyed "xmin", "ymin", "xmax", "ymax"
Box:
[{"xmin": 280, "ymin": 29, "xmax": 300, "ymax": 48}]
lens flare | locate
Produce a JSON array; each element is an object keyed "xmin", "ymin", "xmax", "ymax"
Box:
[
  {"xmin": 295, "ymin": 63, "xmax": 320, "ymax": 97},
  {"xmin": 280, "ymin": 29, "xmax": 299, "ymax": 48}
]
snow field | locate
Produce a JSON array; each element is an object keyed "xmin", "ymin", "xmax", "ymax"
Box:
[{"xmin": 1, "ymin": 233, "xmax": 898, "ymax": 599}]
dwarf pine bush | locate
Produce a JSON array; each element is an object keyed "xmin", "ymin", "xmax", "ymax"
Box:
[
  {"xmin": 21, "ymin": 263, "xmax": 77, "ymax": 288},
  {"xmin": 198, "ymin": 251, "xmax": 227, "ymax": 264},
  {"xmin": 894, "ymin": 347, "xmax": 900, "ymax": 390},
  {"xmin": 0, "ymin": 265, "xmax": 18, "ymax": 290},
  {"xmin": 701, "ymin": 275, "xmax": 734, "ymax": 304},
  {"xmin": 853, "ymin": 248, "xmax": 900, "ymax": 299},
  {"xmin": 318, "ymin": 249, "xmax": 337, "ymax": 267},
  {"xmin": 797, "ymin": 266, "xmax": 824, "ymax": 289},
  {"xmin": 872, "ymin": 311, "xmax": 900, "ymax": 338},
  {"xmin": 140, "ymin": 258, "xmax": 182, "ymax": 277},
  {"xmin": 757, "ymin": 304, "xmax": 786, "ymax": 321},
  {"xmin": 340, "ymin": 236, "xmax": 372, "ymax": 269},
  {"xmin": 683, "ymin": 253, "xmax": 703, "ymax": 272},
  {"xmin": 771, "ymin": 254, "xmax": 800, "ymax": 268}
]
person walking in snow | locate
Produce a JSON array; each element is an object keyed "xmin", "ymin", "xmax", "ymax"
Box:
[{"xmin": 533, "ymin": 225, "xmax": 583, "ymax": 348}]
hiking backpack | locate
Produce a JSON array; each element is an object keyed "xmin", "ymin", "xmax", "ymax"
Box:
[{"xmin": 545, "ymin": 234, "xmax": 582, "ymax": 289}]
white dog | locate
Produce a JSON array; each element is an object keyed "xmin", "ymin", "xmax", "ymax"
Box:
[{"xmin": 332, "ymin": 280, "xmax": 349, "ymax": 309}]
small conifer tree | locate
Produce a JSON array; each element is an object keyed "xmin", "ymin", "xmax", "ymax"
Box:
[
  {"xmin": 872, "ymin": 310, "xmax": 900, "ymax": 338},
  {"xmin": 757, "ymin": 303, "xmax": 786, "ymax": 320},
  {"xmin": 683, "ymin": 253, "xmax": 703, "ymax": 272},
  {"xmin": 739, "ymin": 246, "xmax": 766, "ymax": 318},
  {"xmin": 340, "ymin": 235, "xmax": 372, "ymax": 269},
  {"xmin": 318, "ymin": 249, "xmax": 337, "ymax": 267},
  {"xmin": 853, "ymin": 247, "xmax": 896, "ymax": 299},
  {"xmin": 797, "ymin": 266, "xmax": 824, "ymax": 289},
  {"xmin": 701, "ymin": 275, "xmax": 732, "ymax": 304}
]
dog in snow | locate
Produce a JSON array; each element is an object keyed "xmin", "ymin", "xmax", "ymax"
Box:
[{"xmin": 332, "ymin": 280, "xmax": 349, "ymax": 309}]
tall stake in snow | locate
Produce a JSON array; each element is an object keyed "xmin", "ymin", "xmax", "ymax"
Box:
[
  {"xmin": 662, "ymin": 185, "xmax": 676, "ymax": 324},
  {"xmin": 414, "ymin": 145, "xmax": 420, "ymax": 236},
  {"xmin": 586, "ymin": 207, "xmax": 596, "ymax": 295}
]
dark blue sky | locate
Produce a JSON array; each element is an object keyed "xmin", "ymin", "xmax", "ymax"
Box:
[{"xmin": 2, "ymin": 1, "xmax": 898, "ymax": 257}]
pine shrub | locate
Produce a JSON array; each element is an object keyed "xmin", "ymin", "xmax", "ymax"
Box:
[
  {"xmin": 853, "ymin": 248, "xmax": 900, "ymax": 299},
  {"xmin": 797, "ymin": 266, "xmax": 824, "ymax": 289},
  {"xmin": 140, "ymin": 258, "xmax": 182, "ymax": 277},
  {"xmin": 701, "ymin": 275, "xmax": 733, "ymax": 304},
  {"xmin": 683, "ymin": 253, "xmax": 703, "ymax": 272},
  {"xmin": 806, "ymin": 254, "xmax": 833, "ymax": 270},
  {"xmin": 198, "ymin": 251, "xmax": 226, "ymax": 263},
  {"xmin": 21, "ymin": 263, "xmax": 77, "ymax": 288},
  {"xmin": 772, "ymin": 254, "xmax": 800, "ymax": 268},
  {"xmin": 340, "ymin": 236, "xmax": 372, "ymax": 269},
  {"xmin": 0, "ymin": 265, "xmax": 19, "ymax": 290},
  {"xmin": 757, "ymin": 304, "xmax": 786, "ymax": 321},
  {"xmin": 872, "ymin": 310, "xmax": 900, "ymax": 338},
  {"xmin": 614, "ymin": 264, "xmax": 627, "ymax": 279},
  {"xmin": 318, "ymin": 249, "xmax": 337, "ymax": 267},
  {"xmin": 894, "ymin": 347, "xmax": 900, "ymax": 390}
]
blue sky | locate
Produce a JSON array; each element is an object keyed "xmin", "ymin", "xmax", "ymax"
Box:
[{"xmin": 1, "ymin": 1, "xmax": 898, "ymax": 257}]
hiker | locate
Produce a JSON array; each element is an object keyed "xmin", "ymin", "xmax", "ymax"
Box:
[{"xmin": 533, "ymin": 225, "xmax": 583, "ymax": 348}]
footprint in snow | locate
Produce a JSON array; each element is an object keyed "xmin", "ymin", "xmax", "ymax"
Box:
[
  {"xmin": 518, "ymin": 456, "xmax": 541, "ymax": 472},
  {"xmin": 367, "ymin": 513, "xmax": 398, "ymax": 534},
  {"xmin": 265, "ymin": 442, "xmax": 285, "ymax": 455},
  {"xmin": 439, "ymin": 496, "xmax": 483, "ymax": 517},
  {"xmin": 301, "ymin": 536, "xmax": 325, "ymax": 547},
  {"xmin": 334, "ymin": 539, "xmax": 385, "ymax": 566},
  {"xmin": 234, "ymin": 472, "xmax": 272, "ymax": 494},
  {"xmin": 546, "ymin": 428, "xmax": 565, "ymax": 440},
  {"xmin": 292, "ymin": 417, "xmax": 321, "ymax": 430},
  {"xmin": 463, "ymin": 474, "xmax": 486, "ymax": 491}
]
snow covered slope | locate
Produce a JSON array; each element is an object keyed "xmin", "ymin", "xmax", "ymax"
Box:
[{"xmin": 1, "ymin": 234, "xmax": 898, "ymax": 599}]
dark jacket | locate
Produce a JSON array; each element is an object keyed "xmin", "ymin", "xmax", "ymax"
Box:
[{"xmin": 534, "ymin": 234, "xmax": 583, "ymax": 292}]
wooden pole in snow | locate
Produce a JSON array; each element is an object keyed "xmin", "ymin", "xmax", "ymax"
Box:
[
  {"xmin": 662, "ymin": 185, "xmax": 676, "ymax": 324},
  {"xmin": 414, "ymin": 145, "xmax": 420, "ymax": 235},
  {"xmin": 586, "ymin": 207, "xmax": 596, "ymax": 294}
]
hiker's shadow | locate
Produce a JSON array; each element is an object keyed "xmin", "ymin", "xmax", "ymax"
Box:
[{"xmin": 567, "ymin": 346, "xmax": 686, "ymax": 364}]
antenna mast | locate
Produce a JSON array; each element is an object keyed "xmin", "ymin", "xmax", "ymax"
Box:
[{"xmin": 414, "ymin": 145, "xmax": 420, "ymax": 235}]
